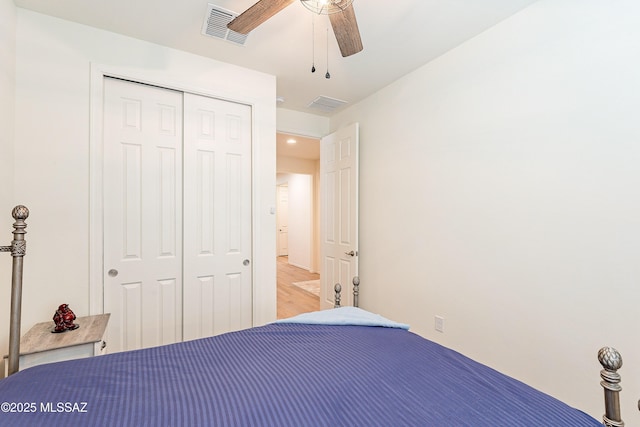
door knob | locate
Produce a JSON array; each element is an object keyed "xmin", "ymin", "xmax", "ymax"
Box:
[
  {"xmin": 344, "ymin": 250, "xmax": 355, "ymax": 257},
  {"xmin": 108, "ymin": 269, "xmax": 119, "ymax": 277},
  {"xmin": 243, "ymin": 259, "xmax": 250, "ymax": 266}
]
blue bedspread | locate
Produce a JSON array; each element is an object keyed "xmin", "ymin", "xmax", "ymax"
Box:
[{"xmin": 0, "ymin": 322, "xmax": 600, "ymax": 426}]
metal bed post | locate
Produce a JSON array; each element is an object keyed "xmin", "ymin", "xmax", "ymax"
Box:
[
  {"xmin": 334, "ymin": 277, "xmax": 360, "ymax": 308},
  {"xmin": 352, "ymin": 276, "xmax": 359, "ymax": 308},
  {"xmin": 598, "ymin": 346, "xmax": 624, "ymax": 427},
  {"xmin": 334, "ymin": 283, "xmax": 341, "ymax": 308},
  {"xmin": 1, "ymin": 205, "xmax": 29, "ymax": 376}
]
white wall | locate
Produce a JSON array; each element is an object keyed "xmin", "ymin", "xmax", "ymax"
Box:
[
  {"xmin": 332, "ymin": 0, "xmax": 640, "ymax": 420},
  {"xmin": 276, "ymin": 156, "xmax": 321, "ymax": 273},
  {"xmin": 285, "ymin": 174, "xmax": 313, "ymax": 271},
  {"xmin": 4, "ymin": 9, "xmax": 276, "ymax": 376},
  {"xmin": 0, "ymin": 0, "xmax": 16, "ymax": 378},
  {"xmin": 277, "ymin": 108, "xmax": 329, "ymax": 139},
  {"xmin": 0, "ymin": 0, "xmax": 15, "ymax": 201},
  {"xmin": 277, "ymin": 156, "xmax": 318, "ymax": 175}
]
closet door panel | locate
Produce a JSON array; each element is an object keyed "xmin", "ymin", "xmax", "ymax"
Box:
[
  {"xmin": 183, "ymin": 94, "xmax": 253, "ymax": 341},
  {"xmin": 103, "ymin": 78, "xmax": 184, "ymax": 353}
]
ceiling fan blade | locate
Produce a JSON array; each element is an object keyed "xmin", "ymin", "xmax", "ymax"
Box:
[
  {"xmin": 228, "ymin": 0, "xmax": 296, "ymax": 35},
  {"xmin": 329, "ymin": 3, "xmax": 363, "ymax": 57}
]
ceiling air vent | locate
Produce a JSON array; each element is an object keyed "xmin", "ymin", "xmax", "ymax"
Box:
[
  {"xmin": 202, "ymin": 4, "xmax": 248, "ymax": 46},
  {"xmin": 307, "ymin": 96, "xmax": 348, "ymax": 113}
]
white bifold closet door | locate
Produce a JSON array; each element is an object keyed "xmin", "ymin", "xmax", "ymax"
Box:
[{"xmin": 103, "ymin": 78, "xmax": 252, "ymax": 353}]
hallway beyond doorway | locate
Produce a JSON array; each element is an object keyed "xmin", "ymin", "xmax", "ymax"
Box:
[{"xmin": 277, "ymin": 256, "xmax": 320, "ymax": 319}]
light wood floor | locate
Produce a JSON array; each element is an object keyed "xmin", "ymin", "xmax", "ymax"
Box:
[{"xmin": 277, "ymin": 256, "xmax": 320, "ymax": 319}]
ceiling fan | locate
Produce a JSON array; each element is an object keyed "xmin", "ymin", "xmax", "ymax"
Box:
[{"xmin": 227, "ymin": 0, "xmax": 363, "ymax": 57}]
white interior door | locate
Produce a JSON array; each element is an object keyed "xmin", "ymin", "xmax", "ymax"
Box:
[
  {"xmin": 320, "ymin": 123, "xmax": 359, "ymax": 309},
  {"xmin": 103, "ymin": 78, "xmax": 184, "ymax": 352},
  {"xmin": 182, "ymin": 93, "xmax": 253, "ymax": 340},
  {"xmin": 277, "ymin": 185, "xmax": 289, "ymax": 257}
]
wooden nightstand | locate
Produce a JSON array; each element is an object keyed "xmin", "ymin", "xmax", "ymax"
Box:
[{"xmin": 3, "ymin": 313, "xmax": 110, "ymax": 376}]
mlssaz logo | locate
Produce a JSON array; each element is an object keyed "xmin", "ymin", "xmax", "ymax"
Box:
[{"xmin": 40, "ymin": 402, "xmax": 88, "ymax": 413}]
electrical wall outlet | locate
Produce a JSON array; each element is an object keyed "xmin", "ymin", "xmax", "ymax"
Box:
[{"xmin": 435, "ymin": 315, "xmax": 445, "ymax": 333}]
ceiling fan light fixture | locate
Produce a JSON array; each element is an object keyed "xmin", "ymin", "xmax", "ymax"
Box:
[{"xmin": 300, "ymin": 0, "xmax": 354, "ymax": 15}]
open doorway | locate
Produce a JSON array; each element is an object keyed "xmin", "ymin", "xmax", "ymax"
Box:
[{"xmin": 275, "ymin": 132, "xmax": 320, "ymax": 318}]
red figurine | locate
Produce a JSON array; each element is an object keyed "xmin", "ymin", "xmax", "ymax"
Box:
[{"xmin": 52, "ymin": 304, "xmax": 79, "ymax": 333}]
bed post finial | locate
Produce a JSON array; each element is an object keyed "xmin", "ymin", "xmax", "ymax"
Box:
[
  {"xmin": 352, "ymin": 276, "xmax": 360, "ymax": 308},
  {"xmin": 3, "ymin": 205, "xmax": 29, "ymax": 376},
  {"xmin": 334, "ymin": 283, "xmax": 342, "ymax": 308},
  {"xmin": 598, "ymin": 346, "xmax": 624, "ymax": 427}
]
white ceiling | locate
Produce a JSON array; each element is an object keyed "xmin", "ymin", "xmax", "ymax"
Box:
[
  {"xmin": 14, "ymin": 0, "xmax": 540, "ymax": 116},
  {"xmin": 277, "ymin": 132, "xmax": 320, "ymax": 160}
]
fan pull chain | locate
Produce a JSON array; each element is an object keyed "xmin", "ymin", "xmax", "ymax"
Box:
[
  {"xmin": 325, "ymin": 27, "xmax": 331, "ymax": 79},
  {"xmin": 311, "ymin": 14, "xmax": 316, "ymax": 73}
]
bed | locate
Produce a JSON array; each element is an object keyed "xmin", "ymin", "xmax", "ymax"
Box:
[{"xmin": 0, "ymin": 206, "xmax": 626, "ymax": 426}]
